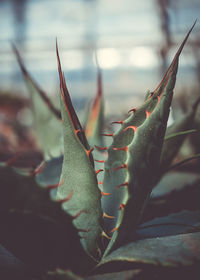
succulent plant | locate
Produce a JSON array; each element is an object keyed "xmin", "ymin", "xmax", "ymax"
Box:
[{"xmin": 1, "ymin": 22, "xmax": 200, "ymax": 280}]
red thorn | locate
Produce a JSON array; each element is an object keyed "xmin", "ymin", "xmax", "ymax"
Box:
[
  {"xmin": 157, "ymin": 95, "xmax": 161, "ymax": 102},
  {"xmin": 111, "ymin": 121, "xmax": 124, "ymax": 125},
  {"xmin": 123, "ymin": 126, "xmax": 137, "ymax": 133},
  {"xmin": 73, "ymin": 210, "xmax": 87, "ymax": 219},
  {"xmin": 103, "ymin": 212, "xmax": 115, "ymax": 219},
  {"xmin": 75, "ymin": 129, "xmax": 81, "ymax": 136},
  {"xmin": 145, "ymin": 110, "xmax": 151, "ymax": 119},
  {"xmin": 98, "ymin": 181, "xmax": 103, "ymax": 185},
  {"xmin": 100, "ymin": 133, "xmax": 114, "ymax": 137},
  {"xmin": 95, "ymin": 145, "xmax": 108, "ymax": 151},
  {"xmin": 86, "ymin": 148, "xmax": 94, "ymax": 157},
  {"xmin": 58, "ymin": 191, "xmax": 73, "ymax": 204},
  {"xmin": 128, "ymin": 108, "xmax": 136, "ymax": 114},
  {"xmin": 119, "ymin": 203, "xmax": 125, "ymax": 210},
  {"xmin": 78, "ymin": 228, "xmax": 90, "ymax": 233},
  {"xmin": 46, "ymin": 179, "xmax": 64, "ymax": 190},
  {"xmin": 6, "ymin": 152, "xmax": 21, "ymax": 166},
  {"xmin": 101, "ymin": 191, "xmax": 111, "ymax": 196},
  {"xmin": 31, "ymin": 161, "xmax": 46, "ymax": 176},
  {"xmin": 116, "ymin": 182, "xmax": 129, "ymax": 188},
  {"xmin": 96, "ymin": 169, "xmax": 104, "ymax": 175},
  {"xmin": 110, "ymin": 227, "xmax": 118, "ymax": 233},
  {"xmin": 112, "ymin": 146, "xmax": 128, "ymax": 152},
  {"xmin": 94, "ymin": 159, "xmax": 105, "ymax": 163},
  {"xmin": 111, "ymin": 163, "xmax": 127, "ymax": 172}
]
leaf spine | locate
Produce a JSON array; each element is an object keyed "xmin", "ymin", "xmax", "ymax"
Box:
[
  {"xmin": 145, "ymin": 110, "xmax": 151, "ymax": 118},
  {"xmin": 111, "ymin": 163, "xmax": 127, "ymax": 172},
  {"xmin": 128, "ymin": 108, "xmax": 136, "ymax": 114},
  {"xmin": 46, "ymin": 179, "xmax": 64, "ymax": 190},
  {"xmin": 75, "ymin": 129, "xmax": 81, "ymax": 136},
  {"xmin": 112, "ymin": 146, "xmax": 128, "ymax": 152},
  {"xmin": 111, "ymin": 120, "xmax": 124, "ymax": 125},
  {"xmin": 31, "ymin": 161, "xmax": 46, "ymax": 176},
  {"xmin": 100, "ymin": 133, "xmax": 114, "ymax": 137},
  {"xmin": 94, "ymin": 159, "xmax": 105, "ymax": 163},
  {"xmin": 86, "ymin": 148, "xmax": 94, "ymax": 157},
  {"xmin": 119, "ymin": 203, "xmax": 125, "ymax": 210},
  {"xmin": 101, "ymin": 231, "xmax": 111, "ymax": 239},
  {"xmin": 73, "ymin": 210, "xmax": 87, "ymax": 219},
  {"xmin": 103, "ymin": 212, "xmax": 115, "ymax": 219},
  {"xmin": 110, "ymin": 227, "xmax": 118, "ymax": 233},
  {"xmin": 95, "ymin": 145, "xmax": 108, "ymax": 151},
  {"xmin": 123, "ymin": 126, "xmax": 137, "ymax": 133},
  {"xmin": 101, "ymin": 191, "xmax": 111, "ymax": 196},
  {"xmin": 96, "ymin": 169, "xmax": 104, "ymax": 175},
  {"xmin": 115, "ymin": 182, "xmax": 129, "ymax": 189},
  {"xmin": 57, "ymin": 191, "xmax": 73, "ymax": 204},
  {"xmin": 157, "ymin": 95, "xmax": 161, "ymax": 103}
]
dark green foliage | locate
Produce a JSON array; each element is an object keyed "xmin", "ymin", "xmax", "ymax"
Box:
[
  {"xmin": 56, "ymin": 46, "xmax": 103, "ymax": 257},
  {"xmin": 160, "ymin": 97, "xmax": 200, "ymax": 173},
  {"xmin": 102, "ymin": 21, "xmax": 197, "ymax": 256},
  {"xmin": 0, "ymin": 164, "xmax": 93, "ymax": 274},
  {"xmin": 0, "ymin": 22, "xmax": 200, "ymax": 280},
  {"xmin": 136, "ymin": 210, "xmax": 200, "ymax": 239},
  {"xmin": 98, "ymin": 232, "xmax": 200, "ymax": 271}
]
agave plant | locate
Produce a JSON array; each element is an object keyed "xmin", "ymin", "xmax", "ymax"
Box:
[{"xmin": 0, "ymin": 22, "xmax": 200, "ymax": 280}]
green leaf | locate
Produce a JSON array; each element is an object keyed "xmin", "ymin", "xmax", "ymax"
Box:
[
  {"xmin": 0, "ymin": 244, "xmax": 28, "ymax": 280},
  {"xmin": 161, "ymin": 97, "xmax": 200, "ymax": 173},
  {"xmin": 151, "ymin": 171, "xmax": 200, "ymax": 199},
  {"xmin": 85, "ymin": 67, "xmax": 105, "ymax": 147},
  {"xmin": 13, "ymin": 45, "xmax": 63, "ymax": 160},
  {"xmin": 55, "ymin": 45, "xmax": 103, "ymax": 257},
  {"xmin": 143, "ymin": 177, "xmax": 200, "ymax": 222},
  {"xmin": 86, "ymin": 269, "xmax": 141, "ymax": 280},
  {"xmin": 99, "ymin": 232, "xmax": 200, "ymax": 269},
  {"xmin": 166, "ymin": 153, "xmax": 200, "ymax": 172},
  {"xmin": 0, "ymin": 210, "xmax": 85, "ymax": 271},
  {"xmin": 164, "ymin": 129, "xmax": 198, "ymax": 141},
  {"xmin": 36, "ymin": 156, "xmax": 63, "ymax": 188},
  {"xmin": 0, "ymin": 164, "xmax": 92, "ymax": 273},
  {"xmin": 47, "ymin": 269, "xmax": 83, "ymax": 280},
  {"xmin": 102, "ymin": 22, "xmax": 196, "ymax": 256},
  {"xmin": 136, "ymin": 210, "xmax": 200, "ymax": 240}
]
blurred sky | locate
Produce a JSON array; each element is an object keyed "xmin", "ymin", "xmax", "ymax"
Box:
[{"xmin": 0, "ymin": 0, "xmax": 200, "ymax": 114}]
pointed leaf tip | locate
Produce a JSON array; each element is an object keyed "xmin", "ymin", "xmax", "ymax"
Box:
[
  {"xmin": 153, "ymin": 21, "xmax": 196, "ymax": 96},
  {"xmin": 56, "ymin": 43, "xmax": 103, "ymax": 256},
  {"xmin": 13, "ymin": 44, "xmax": 61, "ymax": 120},
  {"xmin": 94, "ymin": 51, "xmax": 103, "ymax": 99},
  {"xmin": 102, "ymin": 22, "xmax": 196, "ymax": 257},
  {"xmin": 56, "ymin": 42, "xmax": 90, "ymax": 150}
]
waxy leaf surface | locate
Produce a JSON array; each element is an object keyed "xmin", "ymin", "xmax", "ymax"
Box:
[
  {"xmin": 55, "ymin": 45, "xmax": 103, "ymax": 257},
  {"xmin": 99, "ymin": 232, "xmax": 200, "ymax": 269},
  {"xmin": 102, "ymin": 23, "xmax": 196, "ymax": 255},
  {"xmin": 136, "ymin": 210, "xmax": 200, "ymax": 240}
]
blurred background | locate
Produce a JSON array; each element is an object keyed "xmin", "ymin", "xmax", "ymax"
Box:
[{"xmin": 0, "ymin": 0, "xmax": 200, "ymax": 159}]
